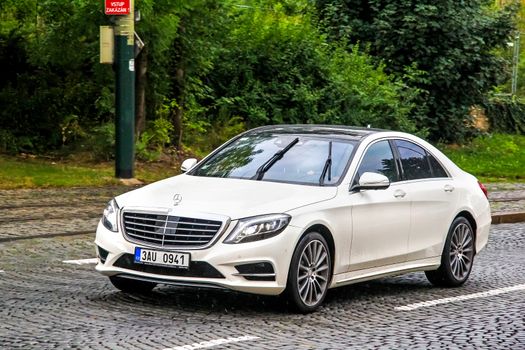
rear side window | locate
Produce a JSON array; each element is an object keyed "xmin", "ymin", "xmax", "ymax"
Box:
[
  {"xmin": 394, "ymin": 140, "xmax": 432, "ymax": 180},
  {"xmin": 356, "ymin": 140, "xmax": 399, "ymax": 182},
  {"xmin": 428, "ymin": 154, "xmax": 448, "ymax": 178}
]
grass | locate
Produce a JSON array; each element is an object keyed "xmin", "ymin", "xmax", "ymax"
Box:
[
  {"xmin": 0, "ymin": 155, "xmax": 179, "ymax": 189},
  {"xmin": 0, "ymin": 133, "xmax": 523, "ymax": 189},
  {"xmin": 439, "ymin": 133, "xmax": 525, "ymax": 183}
]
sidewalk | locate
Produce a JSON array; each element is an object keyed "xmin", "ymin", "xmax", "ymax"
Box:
[{"xmin": 486, "ymin": 183, "xmax": 525, "ymax": 224}]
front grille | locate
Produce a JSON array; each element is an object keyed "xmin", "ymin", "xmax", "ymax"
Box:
[
  {"xmin": 114, "ymin": 254, "xmax": 225, "ymax": 279},
  {"xmin": 122, "ymin": 211, "xmax": 223, "ymax": 248}
]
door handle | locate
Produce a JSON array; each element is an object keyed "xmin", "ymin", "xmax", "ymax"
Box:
[
  {"xmin": 444, "ymin": 184, "xmax": 455, "ymax": 192},
  {"xmin": 394, "ymin": 189, "xmax": 406, "ymax": 198}
]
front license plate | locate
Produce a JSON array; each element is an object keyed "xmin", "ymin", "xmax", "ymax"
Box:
[{"xmin": 134, "ymin": 248, "xmax": 190, "ymax": 268}]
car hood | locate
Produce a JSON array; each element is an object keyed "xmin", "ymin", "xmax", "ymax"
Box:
[{"xmin": 115, "ymin": 174, "xmax": 338, "ymax": 220}]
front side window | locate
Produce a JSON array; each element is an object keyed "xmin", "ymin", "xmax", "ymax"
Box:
[
  {"xmin": 394, "ymin": 140, "xmax": 432, "ymax": 180},
  {"xmin": 355, "ymin": 140, "xmax": 398, "ymax": 182},
  {"xmin": 191, "ymin": 132, "xmax": 356, "ymax": 186}
]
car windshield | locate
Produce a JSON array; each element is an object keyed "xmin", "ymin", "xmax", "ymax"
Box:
[{"xmin": 191, "ymin": 133, "xmax": 356, "ymax": 185}]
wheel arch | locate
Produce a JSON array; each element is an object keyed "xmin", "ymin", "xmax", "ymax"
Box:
[
  {"xmin": 454, "ymin": 210, "xmax": 478, "ymax": 253},
  {"xmin": 302, "ymin": 224, "xmax": 336, "ymax": 280}
]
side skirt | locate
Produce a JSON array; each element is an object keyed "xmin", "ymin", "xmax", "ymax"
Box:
[{"xmin": 331, "ymin": 257, "xmax": 441, "ymax": 288}]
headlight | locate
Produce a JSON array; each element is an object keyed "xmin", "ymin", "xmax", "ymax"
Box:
[
  {"xmin": 102, "ymin": 199, "xmax": 119, "ymax": 232},
  {"xmin": 224, "ymin": 214, "xmax": 291, "ymax": 244}
]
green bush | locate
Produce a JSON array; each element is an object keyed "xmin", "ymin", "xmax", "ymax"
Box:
[
  {"xmin": 315, "ymin": 0, "xmax": 517, "ymax": 142},
  {"xmin": 0, "ymin": 0, "xmax": 113, "ymax": 153},
  {"xmin": 317, "ymin": 46, "xmax": 421, "ymax": 135},
  {"xmin": 87, "ymin": 122, "xmax": 115, "ymax": 161},
  {"xmin": 183, "ymin": 115, "xmax": 246, "ymax": 157},
  {"xmin": 201, "ymin": 7, "xmax": 418, "ymax": 136},
  {"xmin": 136, "ymin": 118, "xmax": 174, "ymax": 162},
  {"xmin": 0, "ymin": 130, "xmax": 19, "ymax": 154},
  {"xmin": 483, "ymin": 96, "xmax": 525, "ymax": 134}
]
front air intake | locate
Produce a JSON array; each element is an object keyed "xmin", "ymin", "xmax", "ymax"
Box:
[
  {"xmin": 97, "ymin": 246, "xmax": 109, "ymax": 264},
  {"xmin": 234, "ymin": 262, "xmax": 276, "ymax": 281}
]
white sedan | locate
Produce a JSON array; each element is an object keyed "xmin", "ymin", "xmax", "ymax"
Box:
[{"xmin": 95, "ymin": 125, "xmax": 491, "ymax": 312}]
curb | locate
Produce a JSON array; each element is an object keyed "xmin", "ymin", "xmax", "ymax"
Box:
[{"xmin": 491, "ymin": 212, "xmax": 525, "ymax": 224}]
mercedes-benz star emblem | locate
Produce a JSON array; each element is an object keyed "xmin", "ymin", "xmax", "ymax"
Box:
[{"xmin": 173, "ymin": 194, "xmax": 183, "ymax": 206}]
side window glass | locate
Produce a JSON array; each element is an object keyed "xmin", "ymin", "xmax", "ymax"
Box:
[
  {"xmin": 356, "ymin": 141, "xmax": 398, "ymax": 182},
  {"xmin": 429, "ymin": 154, "xmax": 448, "ymax": 178},
  {"xmin": 394, "ymin": 140, "xmax": 432, "ymax": 180}
]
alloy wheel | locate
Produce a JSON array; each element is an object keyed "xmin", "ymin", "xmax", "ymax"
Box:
[
  {"xmin": 449, "ymin": 222, "xmax": 474, "ymax": 281},
  {"xmin": 297, "ymin": 239, "xmax": 330, "ymax": 307}
]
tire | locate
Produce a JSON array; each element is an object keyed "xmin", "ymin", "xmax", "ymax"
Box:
[
  {"xmin": 425, "ymin": 217, "xmax": 475, "ymax": 287},
  {"xmin": 109, "ymin": 276, "xmax": 156, "ymax": 293},
  {"xmin": 287, "ymin": 232, "xmax": 332, "ymax": 313}
]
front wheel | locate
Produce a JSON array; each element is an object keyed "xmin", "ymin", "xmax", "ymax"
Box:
[
  {"xmin": 426, "ymin": 217, "xmax": 475, "ymax": 287},
  {"xmin": 109, "ymin": 276, "xmax": 157, "ymax": 293},
  {"xmin": 287, "ymin": 232, "xmax": 332, "ymax": 313}
]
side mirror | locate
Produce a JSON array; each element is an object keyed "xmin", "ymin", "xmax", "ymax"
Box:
[
  {"xmin": 352, "ymin": 172, "xmax": 390, "ymax": 191},
  {"xmin": 180, "ymin": 158, "xmax": 198, "ymax": 173}
]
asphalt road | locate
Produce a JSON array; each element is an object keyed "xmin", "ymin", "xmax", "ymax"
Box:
[{"xmin": 0, "ymin": 223, "xmax": 523, "ymax": 349}]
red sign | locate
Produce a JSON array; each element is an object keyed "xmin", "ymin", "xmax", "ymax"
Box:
[{"xmin": 105, "ymin": 0, "xmax": 130, "ymax": 15}]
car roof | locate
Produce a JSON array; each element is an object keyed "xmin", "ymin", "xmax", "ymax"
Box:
[{"xmin": 247, "ymin": 124, "xmax": 385, "ymax": 140}]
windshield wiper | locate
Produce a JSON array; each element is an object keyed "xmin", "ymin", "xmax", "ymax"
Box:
[
  {"xmin": 253, "ymin": 137, "xmax": 299, "ymax": 180},
  {"xmin": 319, "ymin": 141, "xmax": 332, "ymax": 185}
]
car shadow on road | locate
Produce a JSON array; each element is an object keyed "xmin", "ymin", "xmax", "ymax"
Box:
[
  {"xmin": 99, "ymin": 285, "xmax": 292, "ymax": 315},
  {"xmin": 324, "ymin": 273, "xmax": 433, "ymax": 306},
  {"xmin": 92, "ymin": 272, "xmax": 435, "ymax": 316}
]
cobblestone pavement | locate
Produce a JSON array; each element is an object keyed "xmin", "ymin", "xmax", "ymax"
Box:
[
  {"xmin": 0, "ymin": 185, "xmax": 523, "ymax": 349},
  {"xmin": 0, "ymin": 223, "xmax": 523, "ymax": 349}
]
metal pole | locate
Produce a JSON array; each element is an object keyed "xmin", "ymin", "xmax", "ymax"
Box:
[{"xmin": 114, "ymin": 0, "xmax": 135, "ymax": 178}]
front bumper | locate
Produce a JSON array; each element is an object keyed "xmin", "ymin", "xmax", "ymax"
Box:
[{"xmin": 94, "ymin": 219, "xmax": 301, "ymax": 295}]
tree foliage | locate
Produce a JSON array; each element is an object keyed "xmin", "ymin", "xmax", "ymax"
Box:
[
  {"xmin": 199, "ymin": 6, "xmax": 417, "ymax": 138},
  {"xmin": 316, "ymin": 0, "xmax": 518, "ymax": 142},
  {"xmin": 0, "ymin": 0, "xmax": 112, "ymax": 152},
  {"xmin": 0, "ymin": 0, "xmax": 519, "ymax": 157}
]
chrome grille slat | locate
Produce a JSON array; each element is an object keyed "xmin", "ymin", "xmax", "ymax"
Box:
[
  {"xmin": 166, "ymin": 220, "xmax": 221, "ymax": 227},
  {"xmin": 123, "ymin": 214, "xmax": 167, "ymax": 222},
  {"xmin": 163, "ymin": 233, "xmax": 215, "ymax": 238},
  {"xmin": 126, "ymin": 232, "xmax": 164, "ymax": 242},
  {"xmin": 126, "ymin": 221, "xmax": 166, "ymax": 230},
  {"xmin": 164, "ymin": 227, "xmax": 217, "ymax": 233},
  {"xmin": 125, "ymin": 226, "xmax": 165, "ymax": 235},
  {"xmin": 163, "ymin": 239, "xmax": 210, "ymax": 244},
  {"xmin": 122, "ymin": 211, "xmax": 223, "ymax": 248}
]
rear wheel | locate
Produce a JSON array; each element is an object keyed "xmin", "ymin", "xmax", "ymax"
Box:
[
  {"xmin": 287, "ymin": 232, "xmax": 332, "ymax": 313},
  {"xmin": 109, "ymin": 276, "xmax": 156, "ymax": 293},
  {"xmin": 425, "ymin": 217, "xmax": 475, "ymax": 287}
]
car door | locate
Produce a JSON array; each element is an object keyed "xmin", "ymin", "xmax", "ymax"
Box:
[
  {"xmin": 392, "ymin": 139, "xmax": 460, "ymax": 261},
  {"xmin": 349, "ymin": 140, "xmax": 411, "ymax": 270}
]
